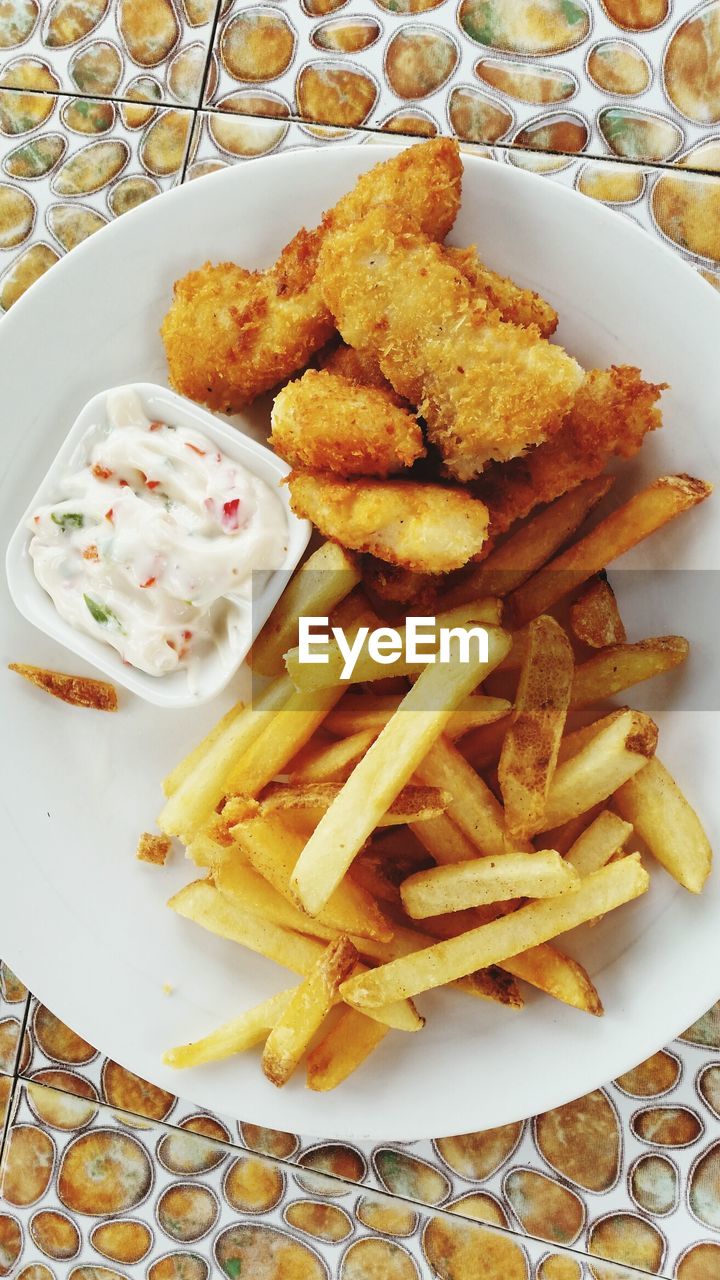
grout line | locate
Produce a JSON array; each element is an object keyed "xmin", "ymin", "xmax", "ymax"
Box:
[
  {"xmin": 0, "ymin": 84, "xmax": 719, "ymax": 179},
  {"xmin": 195, "ymin": 0, "xmax": 224, "ymax": 117},
  {"xmin": 0, "ymin": 1076, "xmax": 18, "ymax": 1175},
  {"xmin": 11, "ymin": 992, "xmax": 31, "ymax": 1079}
]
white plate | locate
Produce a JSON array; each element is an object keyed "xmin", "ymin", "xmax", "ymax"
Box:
[{"xmin": 1, "ymin": 144, "xmax": 719, "ymax": 1142}]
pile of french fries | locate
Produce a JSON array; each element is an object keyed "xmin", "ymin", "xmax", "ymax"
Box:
[{"xmin": 156, "ymin": 472, "xmax": 712, "ymax": 1092}]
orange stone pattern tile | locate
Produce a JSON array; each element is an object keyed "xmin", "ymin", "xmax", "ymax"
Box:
[
  {"xmin": 0, "ymin": 985, "xmax": 716, "ymax": 1276},
  {"xmin": 205, "ymin": 0, "xmax": 720, "ymax": 170},
  {"xmin": 0, "ymin": 0, "xmax": 220, "ymax": 104},
  {"xmin": 0, "ymin": 88, "xmax": 193, "ymax": 312},
  {"xmin": 0, "ymin": 1078, "xmax": 658, "ymax": 1279}
]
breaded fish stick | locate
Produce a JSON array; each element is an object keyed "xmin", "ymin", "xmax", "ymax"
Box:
[
  {"xmin": 162, "ymin": 139, "xmax": 462, "ymax": 413},
  {"xmin": 318, "ymin": 211, "xmax": 584, "ymax": 479},
  {"xmin": 320, "ymin": 344, "xmax": 410, "ymax": 409},
  {"xmin": 162, "ymin": 228, "xmax": 332, "ymax": 414},
  {"xmin": 320, "ymin": 242, "xmax": 558, "ymax": 403},
  {"xmin": 270, "ymin": 370, "xmax": 424, "ymax": 476},
  {"xmin": 476, "ymin": 366, "xmax": 666, "ymax": 537},
  {"xmin": 445, "ymin": 245, "xmax": 558, "ymax": 337},
  {"xmin": 287, "ymin": 472, "xmax": 490, "ymax": 573}
]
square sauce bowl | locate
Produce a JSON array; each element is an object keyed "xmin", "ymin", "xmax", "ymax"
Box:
[{"xmin": 5, "ymin": 383, "xmax": 311, "ymax": 708}]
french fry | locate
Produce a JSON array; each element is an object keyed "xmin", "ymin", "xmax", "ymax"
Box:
[
  {"xmin": 459, "ymin": 717, "xmax": 510, "ymax": 771},
  {"xmin": 158, "ymin": 675, "xmax": 293, "ymax": 841},
  {"xmin": 401, "ymin": 851, "xmax": 580, "ymax": 918},
  {"xmin": 285, "ymin": 599, "xmax": 501, "ymax": 691},
  {"xmin": 498, "ymin": 616, "xmax": 574, "ymax": 838},
  {"xmin": 540, "ymin": 809, "xmax": 604, "ymax": 856},
  {"xmin": 231, "ymin": 814, "xmax": 394, "ymax": 943},
  {"xmin": 565, "ymin": 810, "xmax": 632, "ymax": 877},
  {"xmin": 614, "ymin": 757, "xmax": 712, "ymax": 893},
  {"xmin": 288, "ymin": 730, "xmax": 379, "ymax": 783},
  {"xmin": 216, "ymin": 858, "xmax": 340, "ymax": 941},
  {"xmin": 307, "ymin": 1008, "xmax": 390, "ymax": 1091},
  {"xmin": 569, "ymin": 575, "xmax": 626, "ymax": 648},
  {"xmin": 570, "ymin": 637, "xmax": 689, "ymax": 708},
  {"xmin": 223, "ymin": 607, "xmax": 377, "ymax": 802},
  {"xmin": 290, "ymin": 626, "xmax": 512, "ymax": 916},
  {"xmin": 249, "ymin": 541, "xmax": 360, "ymax": 677},
  {"xmin": 356, "ymin": 920, "xmax": 523, "ymax": 1009},
  {"xmin": 441, "ymin": 476, "xmax": 614, "ymax": 606},
  {"xmin": 163, "ymin": 702, "xmax": 246, "ymax": 797},
  {"xmin": 418, "ymin": 911, "xmax": 602, "ymax": 1015},
  {"xmin": 501, "ymin": 945, "xmax": 603, "ymax": 1016},
  {"xmin": 164, "ymin": 988, "xmax": 296, "ymax": 1068},
  {"xmin": 262, "ymin": 936, "xmax": 358, "ymax": 1086},
  {"xmin": 260, "ymin": 782, "xmax": 451, "ymax": 827},
  {"xmin": 410, "ymin": 813, "xmax": 481, "ymax": 865},
  {"xmin": 507, "ymin": 475, "xmax": 712, "ymax": 628},
  {"xmin": 168, "ymin": 880, "xmax": 422, "ymax": 1032},
  {"xmin": 416, "ymin": 735, "xmax": 531, "ymax": 857},
  {"xmin": 325, "ymin": 694, "xmax": 511, "ymax": 740},
  {"xmin": 224, "ymin": 685, "xmax": 349, "ymax": 799},
  {"xmin": 538, "ymin": 709, "xmax": 658, "ymax": 831},
  {"xmin": 557, "ymin": 710, "xmax": 627, "ymax": 765},
  {"xmin": 340, "ymin": 855, "xmax": 649, "ymax": 1008},
  {"xmin": 186, "ymin": 831, "xmax": 236, "ymax": 869},
  {"xmin": 496, "ymin": 628, "xmax": 529, "ymax": 672}
]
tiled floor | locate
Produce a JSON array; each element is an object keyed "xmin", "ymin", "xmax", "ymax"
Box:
[{"xmin": 1, "ymin": 2, "xmax": 719, "ymax": 1277}]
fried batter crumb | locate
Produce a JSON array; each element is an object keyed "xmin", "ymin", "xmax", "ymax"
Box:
[
  {"xmin": 136, "ymin": 832, "xmax": 172, "ymax": 866},
  {"xmin": 9, "ymin": 663, "xmax": 118, "ymax": 711}
]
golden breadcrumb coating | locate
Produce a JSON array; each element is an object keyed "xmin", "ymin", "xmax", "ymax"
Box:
[
  {"xmin": 8, "ymin": 662, "xmax": 118, "ymax": 711},
  {"xmin": 270, "ymin": 370, "xmax": 425, "ymax": 476},
  {"xmin": 324, "ymin": 136, "xmax": 462, "ymax": 241},
  {"xmin": 318, "ymin": 211, "xmax": 584, "ymax": 480},
  {"xmin": 476, "ymin": 366, "xmax": 666, "ymax": 537},
  {"xmin": 445, "ymin": 245, "xmax": 558, "ymax": 337},
  {"xmin": 320, "ymin": 344, "xmax": 410, "ymax": 408},
  {"xmin": 287, "ymin": 472, "xmax": 490, "ymax": 573},
  {"xmin": 161, "ymin": 228, "xmax": 332, "ymax": 414},
  {"xmin": 136, "ymin": 832, "xmax": 172, "ymax": 866},
  {"xmin": 161, "ymin": 139, "xmax": 462, "ymax": 413}
]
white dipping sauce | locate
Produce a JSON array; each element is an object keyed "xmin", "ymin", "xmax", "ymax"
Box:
[{"xmin": 28, "ymin": 390, "xmax": 288, "ymax": 678}]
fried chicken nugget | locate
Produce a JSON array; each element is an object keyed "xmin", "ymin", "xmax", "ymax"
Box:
[
  {"xmin": 318, "ymin": 211, "xmax": 584, "ymax": 479},
  {"xmin": 287, "ymin": 472, "xmax": 490, "ymax": 573},
  {"xmin": 161, "ymin": 139, "xmax": 462, "ymax": 413},
  {"xmin": 270, "ymin": 370, "xmax": 425, "ymax": 476},
  {"xmin": 476, "ymin": 366, "xmax": 666, "ymax": 537}
]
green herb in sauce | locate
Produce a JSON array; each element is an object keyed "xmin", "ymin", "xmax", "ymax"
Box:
[
  {"xmin": 51, "ymin": 512, "xmax": 84, "ymax": 531},
  {"xmin": 84, "ymin": 594, "xmax": 123, "ymax": 631}
]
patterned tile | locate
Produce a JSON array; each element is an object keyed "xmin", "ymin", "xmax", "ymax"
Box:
[
  {"xmin": 204, "ymin": 0, "xmax": 720, "ymax": 170},
  {"xmin": 0, "ymin": 1079, "xmax": 659, "ymax": 1279},
  {"xmin": 9, "ymin": 990, "xmax": 720, "ymax": 1276},
  {"xmin": 186, "ymin": 110, "xmax": 720, "ymax": 284},
  {"xmin": 0, "ymin": 964, "xmax": 28, "ymax": 1080},
  {"xmin": 0, "ymin": 88, "xmax": 193, "ymax": 312},
  {"xmin": 0, "ymin": 0, "xmax": 220, "ymax": 106}
]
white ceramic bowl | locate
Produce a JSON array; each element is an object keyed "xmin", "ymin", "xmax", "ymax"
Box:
[
  {"xmin": 0, "ymin": 143, "xmax": 719, "ymax": 1140},
  {"xmin": 5, "ymin": 382, "xmax": 310, "ymax": 708}
]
